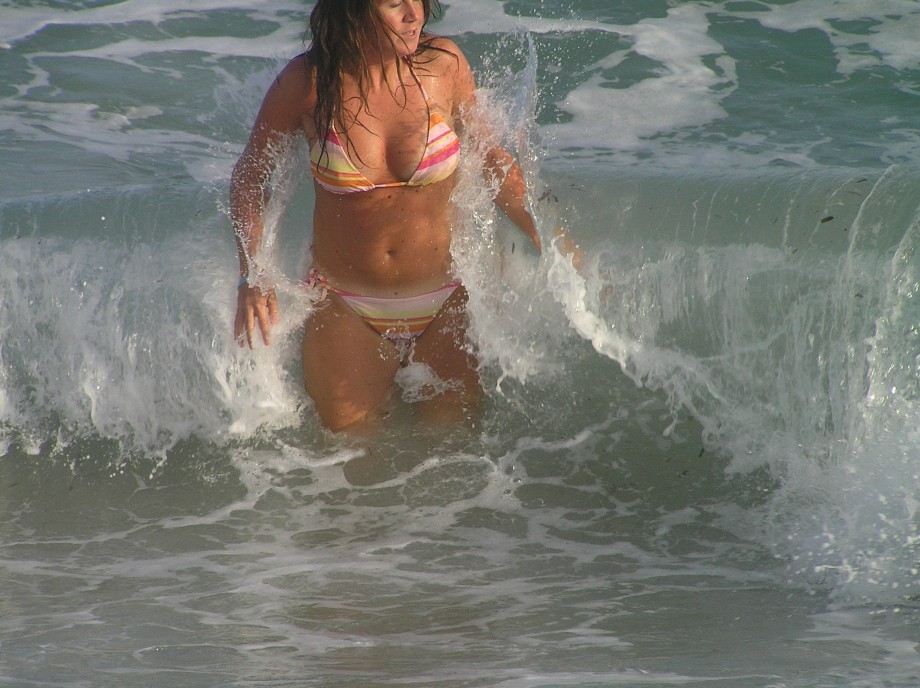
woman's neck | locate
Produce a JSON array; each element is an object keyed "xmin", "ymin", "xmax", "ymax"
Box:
[{"xmin": 361, "ymin": 52, "xmax": 412, "ymax": 91}]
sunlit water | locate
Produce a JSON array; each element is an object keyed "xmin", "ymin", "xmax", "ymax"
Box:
[{"xmin": 2, "ymin": 1, "xmax": 920, "ymax": 686}]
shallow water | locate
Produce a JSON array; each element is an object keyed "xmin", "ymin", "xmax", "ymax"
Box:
[{"xmin": 3, "ymin": 1, "xmax": 920, "ymax": 686}]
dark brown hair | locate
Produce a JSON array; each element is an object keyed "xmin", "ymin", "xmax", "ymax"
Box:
[{"xmin": 306, "ymin": 0, "xmax": 442, "ymax": 156}]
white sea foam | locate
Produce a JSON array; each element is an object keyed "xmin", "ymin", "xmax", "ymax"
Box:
[
  {"xmin": 737, "ymin": 0, "xmax": 920, "ymax": 74},
  {"xmin": 546, "ymin": 5, "xmax": 735, "ymax": 156},
  {"xmin": 0, "ymin": 0, "xmax": 304, "ymax": 46},
  {"xmin": 438, "ymin": 0, "xmax": 614, "ymax": 35}
]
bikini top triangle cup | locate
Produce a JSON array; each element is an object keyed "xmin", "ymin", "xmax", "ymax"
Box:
[{"xmin": 309, "ymin": 63, "xmax": 461, "ymax": 194}]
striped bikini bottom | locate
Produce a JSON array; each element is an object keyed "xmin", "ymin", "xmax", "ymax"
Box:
[{"xmin": 306, "ymin": 268, "xmax": 461, "ymax": 340}]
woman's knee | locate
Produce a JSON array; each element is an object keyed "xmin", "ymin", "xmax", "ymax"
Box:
[{"xmin": 315, "ymin": 398, "xmax": 380, "ymax": 433}]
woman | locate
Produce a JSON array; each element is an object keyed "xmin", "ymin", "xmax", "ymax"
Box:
[{"xmin": 231, "ymin": 0, "xmax": 541, "ymax": 432}]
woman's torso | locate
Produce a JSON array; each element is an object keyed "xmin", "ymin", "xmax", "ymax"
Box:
[{"xmin": 304, "ymin": 47, "xmax": 462, "ymax": 297}]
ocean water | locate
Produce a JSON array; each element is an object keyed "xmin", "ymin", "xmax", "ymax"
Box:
[{"xmin": 2, "ymin": 0, "xmax": 920, "ymax": 685}]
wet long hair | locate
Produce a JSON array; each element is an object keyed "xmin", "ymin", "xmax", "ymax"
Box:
[{"xmin": 306, "ymin": 0, "xmax": 442, "ymax": 155}]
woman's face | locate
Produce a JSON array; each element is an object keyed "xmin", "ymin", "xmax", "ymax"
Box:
[{"xmin": 373, "ymin": 0, "xmax": 425, "ymax": 57}]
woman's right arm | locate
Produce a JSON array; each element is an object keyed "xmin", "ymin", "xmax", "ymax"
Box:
[{"xmin": 231, "ymin": 57, "xmax": 311, "ymax": 348}]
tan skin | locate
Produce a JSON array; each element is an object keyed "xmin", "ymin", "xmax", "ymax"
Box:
[{"xmin": 231, "ymin": 0, "xmax": 540, "ymax": 432}]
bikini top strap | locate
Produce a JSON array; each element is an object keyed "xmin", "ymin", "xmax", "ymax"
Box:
[{"xmin": 404, "ymin": 56, "xmax": 432, "ymax": 104}]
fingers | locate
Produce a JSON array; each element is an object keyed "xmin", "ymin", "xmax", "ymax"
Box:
[
  {"xmin": 235, "ymin": 285, "xmax": 278, "ymax": 349},
  {"xmin": 255, "ymin": 298, "xmax": 273, "ymax": 346},
  {"xmin": 267, "ymin": 288, "xmax": 280, "ymax": 325},
  {"xmin": 233, "ymin": 307, "xmax": 248, "ymax": 349},
  {"xmin": 246, "ymin": 300, "xmax": 258, "ymax": 347}
]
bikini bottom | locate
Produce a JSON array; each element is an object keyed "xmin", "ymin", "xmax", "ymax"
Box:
[{"xmin": 306, "ymin": 268, "xmax": 461, "ymax": 340}]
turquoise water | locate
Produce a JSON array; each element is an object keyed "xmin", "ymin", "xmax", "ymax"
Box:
[{"xmin": 2, "ymin": 1, "xmax": 920, "ymax": 685}]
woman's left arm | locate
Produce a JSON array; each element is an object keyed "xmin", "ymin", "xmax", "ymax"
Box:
[
  {"xmin": 446, "ymin": 41, "xmax": 542, "ymax": 251},
  {"xmin": 483, "ymin": 146, "xmax": 541, "ymax": 251}
]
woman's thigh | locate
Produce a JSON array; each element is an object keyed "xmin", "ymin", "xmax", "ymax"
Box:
[
  {"xmin": 410, "ymin": 286, "xmax": 480, "ymax": 423},
  {"xmin": 302, "ymin": 295, "xmax": 401, "ymax": 432}
]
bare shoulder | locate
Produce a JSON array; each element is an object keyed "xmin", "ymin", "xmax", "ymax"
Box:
[
  {"xmin": 418, "ymin": 35, "xmax": 475, "ymax": 107},
  {"xmin": 253, "ymin": 53, "xmax": 315, "ymax": 135},
  {"xmin": 423, "ymin": 35, "xmax": 465, "ymax": 58},
  {"xmin": 272, "ymin": 54, "xmax": 316, "ymax": 106},
  {"xmin": 420, "ymin": 36, "xmax": 470, "ymax": 76}
]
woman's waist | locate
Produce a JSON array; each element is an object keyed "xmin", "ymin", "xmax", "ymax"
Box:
[
  {"xmin": 307, "ymin": 258, "xmax": 456, "ymax": 299},
  {"xmin": 310, "ymin": 225, "xmax": 455, "ymax": 296}
]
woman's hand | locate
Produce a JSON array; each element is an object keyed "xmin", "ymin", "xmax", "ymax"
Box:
[
  {"xmin": 234, "ymin": 282, "xmax": 280, "ymax": 348},
  {"xmin": 554, "ymin": 226, "xmax": 584, "ymax": 270}
]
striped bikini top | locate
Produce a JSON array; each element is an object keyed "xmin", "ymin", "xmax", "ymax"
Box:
[{"xmin": 309, "ymin": 66, "xmax": 461, "ymax": 194}]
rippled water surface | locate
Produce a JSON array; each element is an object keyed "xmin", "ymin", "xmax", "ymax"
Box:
[{"xmin": 3, "ymin": 1, "xmax": 920, "ymax": 686}]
